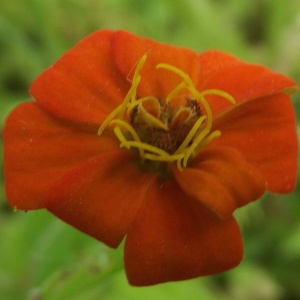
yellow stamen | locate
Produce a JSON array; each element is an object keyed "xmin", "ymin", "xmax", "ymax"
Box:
[
  {"xmin": 126, "ymin": 96, "xmax": 157, "ymax": 117},
  {"xmin": 124, "ymin": 141, "xmax": 170, "ymax": 157},
  {"xmin": 175, "ymin": 115, "xmax": 207, "ymax": 154},
  {"xmin": 98, "ymin": 54, "xmax": 148, "ymax": 136},
  {"xmin": 98, "ymin": 54, "xmax": 236, "ymax": 171},
  {"xmin": 97, "ymin": 105, "xmax": 123, "ymax": 135},
  {"xmin": 111, "ymin": 120, "xmax": 145, "ymax": 159},
  {"xmin": 136, "ymin": 98, "xmax": 168, "ymax": 130},
  {"xmin": 119, "ymin": 54, "xmax": 147, "ymax": 119},
  {"xmin": 194, "ymin": 130, "xmax": 221, "ymax": 155},
  {"xmin": 200, "ymin": 89, "xmax": 236, "ymax": 104}
]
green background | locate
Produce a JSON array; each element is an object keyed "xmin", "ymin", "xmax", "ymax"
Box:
[{"xmin": 1, "ymin": 0, "xmax": 300, "ymax": 299}]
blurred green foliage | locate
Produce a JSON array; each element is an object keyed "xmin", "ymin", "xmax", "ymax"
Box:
[{"xmin": 1, "ymin": 0, "xmax": 299, "ymax": 299}]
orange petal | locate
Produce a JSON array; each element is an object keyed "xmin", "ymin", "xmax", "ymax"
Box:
[
  {"xmin": 173, "ymin": 147, "xmax": 266, "ymax": 219},
  {"xmin": 211, "ymin": 93, "xmax": 298, "ymax": 194},
  {"xmin": 3, "ymin": 102, "xmax": 118, "ymax": 210},
  {"xmin": 124, "ymin": 178, "xmax": 243, "ymax": 286},
  {"xmin": 197, "ymin": 50, "xmax": 298, "ymax": 117},
  {"xmin": 45, "ymin": 152, "xmax": 153, "ymax": 248},
  {"xmin": 30, "ymin": 30, "xmax": 129, "ymax": 129},
  {"xmin": 112, "ymin": 30, "xmax": 199, "ymax": 100}
]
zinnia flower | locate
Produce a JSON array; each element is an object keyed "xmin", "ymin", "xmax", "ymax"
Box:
[{"xmin": 3, "ymin": 30, "xmax": 298, "ymax": 286}]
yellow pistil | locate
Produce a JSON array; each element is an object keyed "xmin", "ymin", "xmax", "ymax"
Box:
[{"xmin": 98, "ymin": 54, "xmax": 236, "ymax": 171}]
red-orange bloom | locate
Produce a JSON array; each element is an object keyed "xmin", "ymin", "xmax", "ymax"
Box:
[{"xmin": 3, "ymin": 30, "xmax": 298, "ymax": 286}]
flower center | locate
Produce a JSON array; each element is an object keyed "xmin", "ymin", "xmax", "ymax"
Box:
[
  {"xmin": 130, "ymin": 97, "xmax": 202, "ymax": 154},
  {"xmin": 98, "ymin": 54, "xmax": 236, "ymax": 171}
]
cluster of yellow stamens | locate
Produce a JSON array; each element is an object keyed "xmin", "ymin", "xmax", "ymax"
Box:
[{"xmin": 98, "ymin": 54, "xmax": 236, "ymax": 171}]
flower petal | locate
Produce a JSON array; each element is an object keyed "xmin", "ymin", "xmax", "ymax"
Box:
[
  {"xmin": 3, "ymin": 102, "xmax": 118, "ymax": 210},
  {"xmin": 124, "ymin": 178, "xmax": 243, "ymax": 286},
  {"xmin": 173, "ymin": 147, "xmax": 266, "ymax": 219},
  {"xmin": 112, "ymin": 30, "xmax": 199, "ymax": 100},
  {"xmin": 197, "ymin": 50, "xmax": 298, "ymax": 117},
  {"xmin": 45, "ymin": 152, "xmax": 153, "ymax": 248},
  {"xmin": 30, "ymin": 30, "xmax": 129, "ymax": 129},
  {"xmin": 211, "ymin": 93, "xmax": 298, "ymax": 194}
]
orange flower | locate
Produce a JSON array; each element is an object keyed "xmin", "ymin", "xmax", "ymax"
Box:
[{"xmin": 3, "ymin": 30, "xmax": 298, "ymax": 286}]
